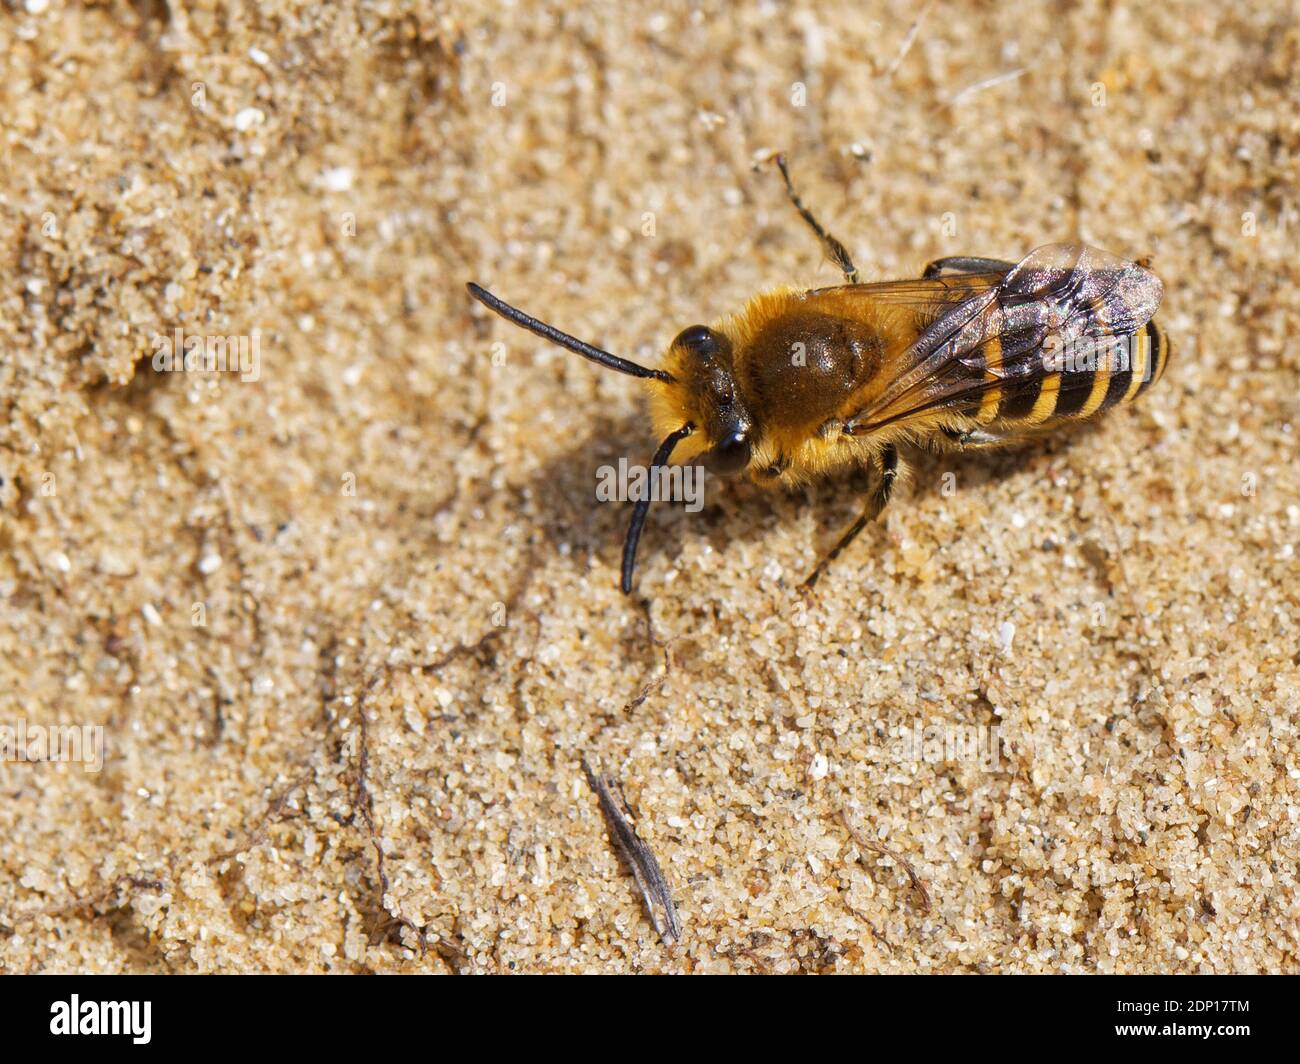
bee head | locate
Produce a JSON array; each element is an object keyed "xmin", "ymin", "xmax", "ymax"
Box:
[
  {"xmin": 465, "ymin": 281, "xmax": 751, "ymax": 593},
  {"xmin": 656, "ymin": 324, "xmax": 754, "ymax": 476}
]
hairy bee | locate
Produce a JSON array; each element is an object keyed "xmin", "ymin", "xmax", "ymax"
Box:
[{"xmin": 468, "ymin": 156, "xmax": 1168, "ymax": 594}]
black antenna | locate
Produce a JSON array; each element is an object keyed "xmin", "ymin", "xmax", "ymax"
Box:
[
  {"xmin": 467, "ymin": 282, "xmax": 675, "ymax": 383},
  {"xmin": 621, "ymin": 424, "xmax": 694, "ymax": 594}
]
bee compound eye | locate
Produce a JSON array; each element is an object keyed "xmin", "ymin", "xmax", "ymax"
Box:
[
  {"xmin": 704, "ymin": 431, "xmax": 751, "ymax": 475},
  {"xmin": 674, "ymin": 325, "xmax": 719, "ymax": 359}
]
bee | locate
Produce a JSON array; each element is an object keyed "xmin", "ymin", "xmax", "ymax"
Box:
[{"xmin": 468, "ymin": 156, "xmax": 1168, "ymax": 594}]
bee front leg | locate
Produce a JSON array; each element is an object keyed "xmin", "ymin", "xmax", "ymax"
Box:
[
  {"xmin": 800, "ymin": 444, "xmax": 900, "ymax": 592},
  {"xmin": 770, "ymin": 154, "xmax": 859, "ymax": 284}
]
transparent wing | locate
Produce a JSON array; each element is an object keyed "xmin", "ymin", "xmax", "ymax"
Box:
[
  {"xmin": 809, "ymin": 272, "xmax": 1004, "ymax": 311},
  {"xmin": 843, "ymin": 243, "xmax": 1164, "ymax": 433}
]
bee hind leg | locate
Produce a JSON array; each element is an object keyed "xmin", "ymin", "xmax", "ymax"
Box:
[
  {"xmin": 800, "ymin": 444, "xmax": 899, "ymax": 592},
  {"xmin": 940, "ymin": 425, "xmax": 1006, "ymax": 448},
  {"xmin": 922, "ymin": 255, "xmax": 1015, "ymax": 279},
  {"xmin": 770, "ymin": 154, "xmax": 859, "ymax": 284}
]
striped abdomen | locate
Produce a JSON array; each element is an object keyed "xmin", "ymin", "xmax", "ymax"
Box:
[{"xmin": 980, "ymin": 319, "xmax": 1169, "ymax": 428}]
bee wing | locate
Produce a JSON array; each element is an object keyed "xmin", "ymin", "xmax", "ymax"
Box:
[
  {"xmin": 843, "ymin": 244, "xmax": 1164, "ymax": 433},
  {"xmin": 810, "ymin": 272, "xmax": 1005, "ymax": 311}
]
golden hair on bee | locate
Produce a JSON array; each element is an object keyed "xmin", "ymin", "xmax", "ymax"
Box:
[{"xmin": 468, "ymin": 156, "xmax": 1168, "ymax": 595}]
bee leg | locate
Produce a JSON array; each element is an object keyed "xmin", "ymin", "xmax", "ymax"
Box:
[
  {"xmin": 940, "ymin": 426, "xmax": 1005, "ymax": 448},
  {"xmin": 800, "ymin": 444, "xmax": 899, "ymax": 591},
  {"xmin": 772, "ymin": 154, "xmax": 859, "ymax": 284},
  {"xmin": 922, "ymin": 256, "xmax": 1015, "ymax": 279}
]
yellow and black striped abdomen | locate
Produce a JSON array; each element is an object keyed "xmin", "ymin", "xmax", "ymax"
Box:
[{"xmin": 991, "ymin": 319, "xmax": 1168, "ymax": 429}]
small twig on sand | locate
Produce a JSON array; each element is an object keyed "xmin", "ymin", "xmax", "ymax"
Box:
[
  {"xmin": 838, "ymin": 808, "xmax": 931, "ymax": 914},
  {"xmin": 625, "ymin": 605, "xmax": 676, "ymax": 713},
  {"xmin": 879, "ymin": 0, "xmax": 934, "ymax": 80},
  {"xmin": 943, "ymin": 67, "xmax": 1030, "ymax": 108},
  {"xmin": 582, "ymin": 759, "xmax": 682, "ymax": 946}
]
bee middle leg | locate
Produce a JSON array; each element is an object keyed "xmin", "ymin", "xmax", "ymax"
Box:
[
  {"xmin": 800, "ymin": 444, "xmax": 899, "ymax": 591},
  {"xmin": 771, "ymin": 154, "xmax": 859, "ymax": 284},
  {"xmin": 922, "ymin": 255, "xmax": 1015, "ymax": 279}
]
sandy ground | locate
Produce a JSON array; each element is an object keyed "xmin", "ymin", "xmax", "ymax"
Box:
[{"xmin": 1, "ymin": 0, "xmax": 1297, "ymax": 973}]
